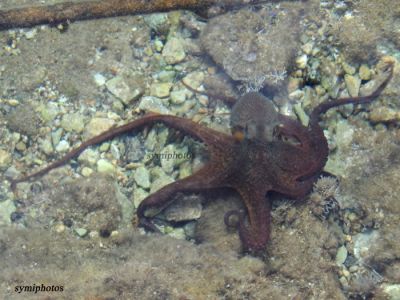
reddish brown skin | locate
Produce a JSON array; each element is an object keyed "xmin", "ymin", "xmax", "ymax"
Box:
[{"xmin": 10, "ymin": 62, "xmax": 393, "ymax": 256}]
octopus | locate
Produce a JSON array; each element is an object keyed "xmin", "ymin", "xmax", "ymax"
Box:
[{"xmin": 10, "ymin": 61, "xmax": 394, "ymax": 255}]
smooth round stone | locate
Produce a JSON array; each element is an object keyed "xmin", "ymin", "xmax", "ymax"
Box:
[
  {"xmin": 134, "ymin": 166, "xmax": 151, "ymax": 189},
  {"xmin": 150, "ymin": 82, "xmax": 173, "ymax": 98},
  {"xmin": 170, "ymin": 90, "xmax": 187, "ymax": 104},
  {"xmin": 55, "ymin": 140, "xmax": 70, "ymax": 153},
  {"xmin": 96, "ymin": 159, "xmax": 115, "ymax": 174},
  {"xmin": 0, "ymin": 149, "xmax": 12, "ymax": 171}
]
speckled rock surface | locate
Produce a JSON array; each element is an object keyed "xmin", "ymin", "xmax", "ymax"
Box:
[{"xmin": 201, "ymin": 3, "xmax": 305, "ymax": 88}]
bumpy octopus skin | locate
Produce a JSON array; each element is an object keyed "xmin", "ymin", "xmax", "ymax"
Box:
[{"xmin": 10, "ymin": 62, "xmax": 393, "ymax": 255}]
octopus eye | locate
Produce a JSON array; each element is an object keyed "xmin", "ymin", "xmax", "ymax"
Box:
[{"xmin": 232, "ymin": 126, "xmax": 246, "ymax": 142}]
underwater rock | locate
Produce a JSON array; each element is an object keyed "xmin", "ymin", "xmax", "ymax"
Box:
[
  {"xmin": 6, "ymin": 103, "xmax": 40, "ymax": 137},
  {"xmin": 0, "ymin": 149, "xmax": 12, "ymax": 171},
  {"xmin": 60, "ymin": 112, "xmax": 85, "ymax": 133},
  {"xmin": 150, "ymin": 168, "xmax": 174, "ymax": 194},
  {"xmin": 0, "ymin": 199, "xmax": 16, "ymax": 226},
  {"xmin": 37, "ymin": 102, "xmax": 60, "ymax": 123},
  {"xmin": 163, "ymin": 194, "xmax": 203, "ymax": 222},
  {"xmin": 170, "ymin": 89, "xmax": 187, "ymax": 104},
  {"xmin": 133, "ymin": 187, "xmax": 149, "ymax": 208},
  {"xmin": 84, "ymin": 117, "xmax": 116, "ymax": 139},
  {"xmin": 150, "ymin": 82, "xmax": 173, "ymax": 98},
  {"xmin": 157, "ymin": 70, "xmax": 176, "ymax": 83},
  {"xmin": 344, "ymin": 74, "xmax": 361, "ymax": 97},
  {"xmin": 96, "ymin": 159, "xmax": 116, "ymax": 174},
  {"xmin": 160, "ymin": 144, "xmax": 189, "ymax": 174},
  {"xmin": 39, "ymin": 137, "xmax": 54, "ymax": 155},
  {"xmin": 295, "ymin": 54, "xmax": 308, "ymax": 69},
  {"xmin": 124, "ymin": 136, "xmax": 146, "ymax": 163},
  {"xmin": 368, "ymin": 107, "xmax": 400, "ymax": 124},
  {"xmin": 138, "ymin": 96, "xmax": 171, "ymax": 115},
  {"xmin": 201, "ymin": 4, "xmax": 304, "ymax": 87},
  {"xmin": 143, "ymin": 13, "xmax": 171, "ymax": 36},
  {"xmin": 182, "ymin": 71, "xmax": 204, "ymax": 90},
  {"xmin": 74, "ymin": 227, "xmax": 88, "ymax": 237},
  {"xmin": 78, "ymin": 148, "xmax": 100, "ymax": 167},
  {"xmin": 336, "ymin": 245, "xmax": 348, "ymax": 265},
  {"xmin": 106, "ymin": 74, "xmax": 144, "ymax": 105},
  {"xmin": 329, "ymin": 1, "xmax": 400, "ymax": 63},
  {"xmin": 359, "ymin": 64, "xmax": 371, "ymax": 81},
  {"xmin": 133, "ymin": 166, "xmax": 151, "ymax": 189},
  {"xmin": 162, "ymin": 36, "xmax": 186, "ymax": 64},
  {"xmin": 55, "ymin": 140, "xmax": 70, "ymax": 153}
]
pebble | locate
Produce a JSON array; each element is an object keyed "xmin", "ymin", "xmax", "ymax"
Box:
[
  {"xmin": 133, "ymin": 187, "xmax": 149, "ymax": 208},
  {"xmin": 166, "ymin": 227, "xmax": 186, "ymax": 240},
  {"xmin": 198, "ymin": 95, "xmax": 208, "ymax": 106},
  {"xmin": 52, "ymin": 128, "xmax": 63, "ymax": 147},
  {"xmin": 179, "ymin": 161, "xmax": 192, "ymax": 179},
  {"xmin": 349, "ymin": 265, "xmax": 359, "ymax": 273},
  {"xmin": 60, "ymin": 112, "xmax": 85, "ymax": 133},
  {"xmin": 0, "ymin": 150, "xmax": 15, "ymax": 171},
  {"xmin": 81, "ymin": 167, "xmax": 94, "ymax": 177},
  {"xmin": 293, "ymin": 103, "xmax": 310, "ymax": 126},
  {"xmin": 382, "ymin": 284, "xmax": 400, "ymax": 300},
  {"xmin": 54, "ymin": 223, "xmax": 66, "ymax": 233},
  {"xmin": 39, "ymin": 102, "xmax": 60, "ymax": 123},
  {"xmin": 344, "ymin": 74, "xmax": 361, "ymax": 97},
  {"xmin": 138, "ymin": 96, "xmax": 171, "ymax": 115},
  {"xmin": 170, "ymin": 90, "xmax": 187, "ymax": 104},
  {"xmin": 150, "ymin": 173, "xmax": 175, "ymax": 193},
  {"xmin": 160, "ymin": 144, "xmax": 188, "ymax": 174},
  {"xmin": 7, "ymin": 99, "xmax": 20, "ymax": 106},
  {"xmin": 74, "ymin": 227, "xmax": 88, "ymax": 237},
  {"xmin": 336, "ymin": 245, "xmax": 348, "ymax": 265},
  {"xmin": 0, "ymin": 199, "xmax": 16, "ymax": 226},
  {"xmin": 78, "ymin": 149, "xmax": 99, "ymax": 167},
  {"xmin": 94, "ymin": 73, "xmax": 107, "ymax": 86},
  {"xmin": 164, "ymin": 195, "xmax": 202, "ymax": 222},
  {"xmin": 339, "ymin": 276, "xmax": 348, "ymax": 288},
  {"xmin": 39, "ymin": 138, "xmax": 54, "ymax": 155},
  {"xmin": 295, "ymin": 54, "xmax": 308, "ymax": 69},
  {"xmin": 150, "ymin": 82, "xmax": 173, "ymax": 98},
  {"xmin": 96, "ymin": 159, "xmax": 115, "ymax": 174},
  {"xmin": 182, "ymin": 71, "xmax": 204, "ymax": 90},
  {"xmin": 84, "ymin": 117, "xmax": 116, "ymax": 139},
  {"xmin": 106, "ymin": 75, "xmax": 143, "ymax": 105},
  {"xmin": 342, "ymin": 62, "xmax": 356, "ymax": 75},
  {"xmin": 99, "ymin": 142, "xmax": 110, "ymax": 152},
  {"xmin": 154, "ymin": 39, "xmax": 164, "ymax": 52},
  {"xmin": 55, "ymin": 140, "xmax": 70, "ymax": 153},
  {"xmin": 359, "ymin": 64, "xmax": 371, "ymax": 80},
  {"xmin": 125, "ymin": 137, "xmax": 145, "ymax": 162},
  {"xmin": 24, "ymin": 29, "xmax": 37, "ymax": 39},
  {"xmin": 134, "ymin": 166, "xmax": 151, "ymax": 189},
  {"xmin": 15, "ymin": 142, "xmax": 26, "ymax": 152},
  {"xmin": 157, "ymin": 70, "xmax": 176, "ymax": 82},
  {"xmin": 368, "ymin": 107, "xmax": 400, "ymax": 123},
  {"xmin": 162, "ymin": 37, "xmax": 186, "ymax": 64},
  {"xmin": 301, "ymin": 42, "xmax": 314, "ymax": 55},
  {"xmin": 342, "ymin": 269, "xmax": 350, "ymax": 278},
  {"xmin": 4, "ymin": 166, "xmax": 20, "ymax": 179},
  {"xmin": 143, "ymin": 13, "xmax": 170, "ymax": 34}
]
